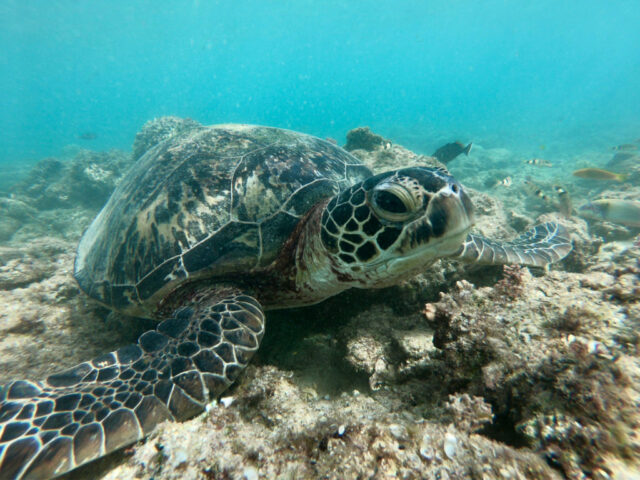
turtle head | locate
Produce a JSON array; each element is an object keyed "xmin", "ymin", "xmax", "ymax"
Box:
[{"xmin": 320, "ymin": 167, "xmax": 474, "ymax": 287}]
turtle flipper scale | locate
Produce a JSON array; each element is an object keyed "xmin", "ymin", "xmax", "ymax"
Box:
[
  {"xmin": 0, "ymin": 291, "xmax": 265, "ymax": 480},
  {"xmin": 452, "ymin": 222, "xmax": 572, "ymax": 267}
]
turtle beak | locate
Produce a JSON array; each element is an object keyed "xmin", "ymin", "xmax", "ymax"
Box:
[{"xmin": 426, "ymin": 182, "xmax": 474, "ymax": 240}]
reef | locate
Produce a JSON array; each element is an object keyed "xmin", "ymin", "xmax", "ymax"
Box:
[
  {"xmin": 343, "ymin": 126, "xmax": 391, "ymax": 152},
  {"xmin": 0, "ymin": 148, "xmax": 133, "ymax": 242},
  {"xmin": 0, "ymin": 124, "xmax": 639, "ymax": 479},
  {"xmin": 132, "ymin": 116, "xmax": 202, "ymax": 161},
  {"xmin": 344, "ymin": 127, "xmax": 446, "ymax": 177}
]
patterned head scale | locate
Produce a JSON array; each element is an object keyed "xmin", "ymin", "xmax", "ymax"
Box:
[{"xmin": 320, "ymin": 167, "xmax": 474, "ymax": 284}]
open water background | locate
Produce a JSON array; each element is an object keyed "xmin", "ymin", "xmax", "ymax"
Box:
[{"xmin": 1, "ymin": 0, "xmax": 639, "ymax": 173}]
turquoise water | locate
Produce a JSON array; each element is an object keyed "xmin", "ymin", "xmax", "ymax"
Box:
[{"xmin": 1, "ymin": 0, "xmax": 640, "ymax": 166}]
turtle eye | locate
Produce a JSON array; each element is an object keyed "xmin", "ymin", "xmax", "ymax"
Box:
[
  {"xmin": 375, "ymin": 190, "xmax": 407, "ymax": 213},
  {"xmin": 371, "ymin": 183, "xmax": 420, "ymax": 222}
]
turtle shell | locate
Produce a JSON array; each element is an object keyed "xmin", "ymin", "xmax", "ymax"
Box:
[{"xmin": 74, "ymin": 124, "xmax": 372, "ymax": 317}]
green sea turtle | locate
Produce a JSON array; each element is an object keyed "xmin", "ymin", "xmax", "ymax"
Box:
[{"xmin": 0, "ymin": 123, "xmax": 572, "ymax": 479}]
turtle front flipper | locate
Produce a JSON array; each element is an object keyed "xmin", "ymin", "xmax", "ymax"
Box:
[
  {"xmin": 451, "ymin": 222, "xmax": 572, "ymax": 266},
  {"xmin": 0, "ymin": 291, "xmax": 265, "ymax": 480}
]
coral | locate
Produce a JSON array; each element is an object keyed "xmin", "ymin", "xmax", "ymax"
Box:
[
  {"xmin": 0, "ymin": 148, "xmax": 135, "ymax": 242},
  {"xmin": 9, "ymin": 149, "xmax": 132, "ymax": 210},
  {"xmin": 491, "ymin": 264, "xmax": 529, "ymax": 301},
  {"xmin": 420, "ymin": 268, "xmax": 640, "ymax": 478},
  {"xmin": 445, "ymin": 393, "xmax": 494, "ymax": 433},
  {"xmin": 132, "ymin": 116, "xmax": 202, "ymax": 161},
  {"xmin": 0, "ymin": 239, "xmax": 139, "ymax": 384},
  {"xmin": 343, "ymin": 126, "xmax": 389, "ymax": 152},
  {"xmin": 95, "ymin": 365, "xmax": 560, "ymax": 480},
  {"xmin": 347, "ymin": 139, "xmax": 443, "ymax": 174},
  {"xmin": 1, "ymin": 125, "xmax": 639, "ymax": 479},
  {"xmin": 606, "ymin": 152, "xmax": 640, "ymax": 184}
]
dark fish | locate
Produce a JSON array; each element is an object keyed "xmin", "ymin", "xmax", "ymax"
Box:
[
  {"xmin": 78, "ymin": 132, "xmax": 97, "ymax": 140},
  {"xmin": 432, "ymin": 141, "xmax": 472, "ymax": 164}
]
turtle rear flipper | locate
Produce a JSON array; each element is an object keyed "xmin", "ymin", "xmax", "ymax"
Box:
[
  {"xmin": 0, "ymin": 290, "xmax": 265, "ymax": 480},
  {"xmin": 452, "ymin": 222, "xmax": 572, "ymax": 267}
]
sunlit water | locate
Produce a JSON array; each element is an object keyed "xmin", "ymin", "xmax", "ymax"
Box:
[
  {"xmin": 1, "ymin": 0, "xmax": 639, "ymax": 177},
  {"xmin": 0, "ymin": 4, "xmax": 639, "ymax": 478}
]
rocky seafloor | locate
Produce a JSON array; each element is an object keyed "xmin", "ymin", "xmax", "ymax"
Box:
[{"xmin": 0, "ymin": 119, "xmax": 639, "ymax": 480}]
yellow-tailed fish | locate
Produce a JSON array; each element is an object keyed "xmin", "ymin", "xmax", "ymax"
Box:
[
  {"xmin": 553, "ymin": 185, "xmax": 572, "ymax": 217},
  {"xmin": 572, "ymin": 168, "xmax": 627, "ymax": 182},
  {"xmin": 578, "ymin": 199, "xmax": 640, "ymax": 227}
]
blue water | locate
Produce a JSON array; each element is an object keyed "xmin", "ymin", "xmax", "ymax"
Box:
[{"xmin": 1, "ymin": 0, "xmax": 639, "ymax": 167}]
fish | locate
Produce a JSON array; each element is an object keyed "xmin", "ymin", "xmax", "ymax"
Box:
[
  {"xmin": 78, "ymin": 132, "xmax": 97, "ymax": 140},
  {"xmin": 325, "ymin": 137, "xmax": 337, "ymax": 145},
  {"xmin": 612, "ymin": 144, "xmax": 638, "ymax": 151},
  {"xmin": 578, "ymin": 199, "xmax": 640, "ymax": 227},
  {"xmin": 432, "ymin": 141, "xmax": 472, "ymax": 164},
  {"xmin": 523, "ymin": 179, "xmax": 551, "ymax": 203},
  {"xmin": 494, "ymin": 176, "xmax": 512, "ymax": 187},
  {"xmin": 525, "ymin": 158, "xmax": 553, "ymax": 167},
  {"xmin": 572, "ymin": 168, "xmax": 627, "ymax": 182},
  {"xmin": 553, "ymin": 185, "xmax": 572, "ymax": 217},
  {"xmin": 611, "ymin": 152, "xmax": 635, "ymax": 162}
]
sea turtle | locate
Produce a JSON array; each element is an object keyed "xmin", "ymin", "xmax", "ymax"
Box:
[{"xmin": 0, "ymin": 123, "xmax": 571, "ymax": 479}]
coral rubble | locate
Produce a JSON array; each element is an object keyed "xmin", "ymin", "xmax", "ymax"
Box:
[{"xmin": 0, "ymin": 125, "xmax": 639, "ymax": 479}]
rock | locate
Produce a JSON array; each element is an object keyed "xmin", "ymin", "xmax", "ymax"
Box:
[
  {"xmin": 445, "ymin": 394, "xmax": 493, "ymax": 433},
  {"xmin": 344, "ymin": 126, "xmax": 389, "ymax": 152},
  {"xmin": 421, "ymin": 267, "xmax": 638, "ymax": 478},
  {"xmin": 99, "ymin": 366, "xmax": 560, "ymax": 480},
  {"xmin": 393, "ymin": 329, "xmax": 436, "ymax": 359},
  {"xmin": 9, "ymin": 149, "xmax": 132, "ymax": 210},
  {"xmin": 348, "ymin": 142, "xmax": 443, "ymax": 174},
  {"xmin": 243, "ymin": 466, "xmax": 259, "ymax": 480},
  {"xmin": 1, "ymin": 123, "xmax": 638, "ymax": 480},
  {"xmin": 443, "ymin": 431, "xmax": 458, "ymax": 459},
  {"xmin": 467, "ymin": 188, "xmax": 515, "ymax": 240},
  {"xmin": 606, "ymin": 152, "xmax": 640, "ymax": 184},
  {"xmin": 345, "ymin": 334, "xmax": 387, "ymax": 376},
  {"xmin": 0, "ymin": 217, "xmax": 21, "ymax": 242},
  {"xmin": 132, "ymin": 116, "xmax": 202, "ymax": 161},
  {"xmin": 0, "ymin": 197, "xmax": 38, "ymax": 220},
  {"xmin": 388, "ymin": 424, "xmax": 408, "ymax": 441}
]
